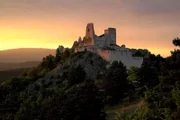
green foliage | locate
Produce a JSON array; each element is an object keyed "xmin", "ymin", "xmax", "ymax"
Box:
[
  {"xmin": 0, "ymin": 76, "xmax": 37, "ymax": 120},
  {"xmin": 137, "ymin": 54, "xmax": 165, "ymax": 88},
  {"xmin": 14, "ymin": 81, "xmax": 105, "ymax": 120},
  {"xmin": 0, "ymin": 68, "xmax": 30, "ymax": 84},
  {"xmin": 27, "ymin": 54, "xmax": 56, "ymax": 77},
  {"xmin": 118, "ymin": 47, "xmax": 180, "ymax": 120},
  {"xmin": 1, "ymin": 38, "xmax": 180, "ymax": 120},
  {"xmin": 127, "ymin": 67, "xmax": 140, "ymax": 82},
  {"xmin": 139, "ymin": 63, "xmax": 159, "ymax": 87},
  {"xmin": 160, "ymin": 49, "xmax": 180, "ymax": 85},
  {"xmin": 133, "ymin": 51, "xmax": 143, "ymax": 57},
  {"xmin": 172, "ymin": 83, "xmax": 180, "ymax": 107},
  {"xmin": 62, "ymin": 49, "xmax": 70, "ymax": 60},
  {"xmin": 34, "ymin": 84, "xmax": 40, "ymax": 91},
  {"xmin": 47, "ymin": 81, "xmax": 105, "ymax": 120},
  {"xmin": 117, "ymin": 107, "xmax": 148, "ymax": 120},
  {"xmin": 55, "ymin": 48, "xmax": 62, "ymax": 62},
  {"xmin": 0, "ymin": 53, "xmax": 58, "ymax": 120},
  {"xmin": 41, "ymin": 54, "xmax": 56, "ymax": 70}
]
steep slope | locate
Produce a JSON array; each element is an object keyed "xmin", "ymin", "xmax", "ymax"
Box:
[
  {"xmin": 28, "ymin": 51, "xmax": 108, "ymax": 92},
  {"xmin": 0, "ymin": 51, "xmax": 108, "ymax": 120}
]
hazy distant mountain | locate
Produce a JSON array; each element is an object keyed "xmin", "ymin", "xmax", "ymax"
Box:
[
  {"xmin": 0, "ymin": 48, "xmax": 56, "ymax": 63},
  {"xmin": 0, "ymin": 61, "xmax": 40, "ymax": 71}
]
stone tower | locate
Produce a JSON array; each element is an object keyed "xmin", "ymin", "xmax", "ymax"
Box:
[
  {"xmin": 108, "ymin": 28, "xmax": 116, "ymax": 45},
  {"xmin": 86, "ymin": 23, "xmax": 95, "ymax": 45}
]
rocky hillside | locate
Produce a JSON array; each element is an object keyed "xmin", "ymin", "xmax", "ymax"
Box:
[
  {"xmin": 28, "ymin": 51, "xmax": 108, "ymax": 92},
  {"xmin": 0, "ymin": 51, "xmax": 109, "ymax": 120}
]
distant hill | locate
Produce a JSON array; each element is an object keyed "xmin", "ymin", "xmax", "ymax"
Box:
[
  {"xmin": 0, "ymin": 48, "xmax": 56, "ymax": 63},
  {"xmin": 0, "ymin": 61, "xmax": 40, "ymax": 71}
]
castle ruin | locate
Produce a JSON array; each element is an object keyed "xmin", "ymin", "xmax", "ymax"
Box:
[{"xmin": 74, "ymin": 23, "xmax": 143, "ymax": 68}]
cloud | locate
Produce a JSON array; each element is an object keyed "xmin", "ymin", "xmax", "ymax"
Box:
[
  {"xmin": 1, "ymin": 0, "xmax": 180, "ymax": 26},
  {"xmin": 1, "ymin": 0, "xmax": 180, "ymax": 19},
  {"xmin": 121, "ymin": 0, "xmax": 180, "ymax": 14}
]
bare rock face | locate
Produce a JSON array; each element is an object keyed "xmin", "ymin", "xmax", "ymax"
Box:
[
  {"xmin": 53, "ymin": 51, "xmax": 108, "ymax": 79},
  {"xmin": 72, "ymin": 51, "xmax": 108, "ymax": 78}
]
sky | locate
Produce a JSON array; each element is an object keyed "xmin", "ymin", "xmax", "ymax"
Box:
[{"xmin": 0, "ymin": 0, "xmax": 180, "ymax": 57}]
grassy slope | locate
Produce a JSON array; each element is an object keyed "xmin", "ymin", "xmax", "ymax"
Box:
[{"xmin": 105, "ymin": 98, "xmax": 145, "ymax": 120}]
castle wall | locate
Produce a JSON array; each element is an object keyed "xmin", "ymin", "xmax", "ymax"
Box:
[
  {"xmin": 95, "ymin": 35, "xmax": 108, "ymax": 47},
  {"xmin": 75, "ymin": 46, "xmax": 143, "ymax": 69},
  {"xmin": 96, "ymin": 49, "xmax": 143, "ymax": 68},
  {"xmin": 97, "ymin": 49, "xmax": 111, "ymax": 61},
  {"xmin": 95, "ymin": 40, "xmax": 105, "ymax": 47},
  {"xmin": 109, "ymin": 51, "xmax": 143, "ymax": 68}
]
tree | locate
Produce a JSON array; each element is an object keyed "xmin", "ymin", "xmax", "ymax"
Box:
[
  {"xmin": 68, "ymin": 65, "xmax": 86, "ymax": 86},
  {"xmin": 55, "ymin": 48, "xmax": 62, "ymax": 62},
  {"xmin": 104, "ymin": 61, "xmax": 128, "ymax": 104},
  {"xmin": 136, "ymin": 53, "xmax": 164, "ymax": 88},
  {"xmin": 138, "ymin": 62, "xmax": 159, "ymax": 87},
  {"xmin": 133, "ymin": 51, "xmax": 143, "ymax": 57},
  {"xmin": 173, "ymin": 37, "xmax": 180, "ymax": 47},
  {"xmin": 32, "ymin": 81, "xmax": 105, "ymax": 120},
  {"xmin": 62, "ymin": 49, "xmax": 70, "ymax": 60},
  {"xmin": 127, "ymin": 67, "xmax": 140, "ymax": 82},
  {"xmin": 55, "ymin": 81, "xmax": 105, "ymax": 120},
  {"xmin": 41, "ymin": 55, "xmax": 56, "ymax": 70},
  {"xmin": 160, "ymin": 49, "xmax": 180, "ymax": 85}
]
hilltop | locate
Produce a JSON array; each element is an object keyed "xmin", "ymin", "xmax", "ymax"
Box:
[{"xmin": 27, "ymin": 51, "xmax": 108, "ymax": 92}]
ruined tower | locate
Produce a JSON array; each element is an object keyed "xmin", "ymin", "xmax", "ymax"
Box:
[
  {"xmin": 107, "ymin": 28, "xmax": 116, "ymax": 45},
  {"xmin": 85, "ymin": 23, "xmax": 95, "ymax": 45}
]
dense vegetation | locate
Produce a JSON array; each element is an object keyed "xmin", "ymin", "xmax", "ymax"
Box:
[
  {"xmin": 0, "ymin": 38, "xmax": 179, "ymax": 120},
  {"xmin": 117, "ymin": 38, "xmax": 180, "ymax": 119}
]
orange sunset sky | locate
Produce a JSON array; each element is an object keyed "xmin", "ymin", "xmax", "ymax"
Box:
[{"xmin": 0, "ymin": 0, "xmax": 180, "ymax": 57}]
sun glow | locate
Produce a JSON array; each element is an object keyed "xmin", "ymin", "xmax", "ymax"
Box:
[
  {"xmin": 0, "ymin": 18, "xmax": 176, "ymax": 57},
  {"xmin": 0, "ymin": 20, "xmax": 75, "ymax": 50}
]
